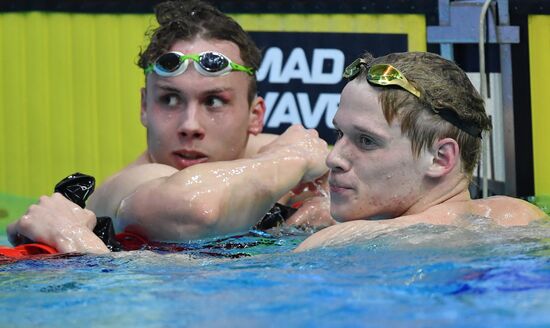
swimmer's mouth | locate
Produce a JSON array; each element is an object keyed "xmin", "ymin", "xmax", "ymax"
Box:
[
  {"xmin": 173, "ymin": 150, "xmax": 208, "ymax": 160},
  {"xmin": 328, "ymin": 179, "xmax": 352, "ymax": 191}
]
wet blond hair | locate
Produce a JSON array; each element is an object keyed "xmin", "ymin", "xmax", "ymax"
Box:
[{"xmin": 354, "ymin": 52, "xmax": 492, "ymax": 176}]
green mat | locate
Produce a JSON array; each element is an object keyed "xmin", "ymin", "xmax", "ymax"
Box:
[
  {"xmin": 527, "ymin": 195, "xmax": 550, "ymax": 216},
  {"xmin": 0, "ymin": 193, "xmax": 37, "ymax": 233}
]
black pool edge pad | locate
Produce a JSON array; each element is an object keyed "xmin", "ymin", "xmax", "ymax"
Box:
[
  {"xmin": 0, "ymin": 0, "xmax": 439, "ymax": 15},
  {"xmin": 1, "ymin": 0, "xmax": 549, "ymax": 15}
]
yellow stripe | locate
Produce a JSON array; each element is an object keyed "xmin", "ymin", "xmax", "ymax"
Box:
[
  {"xmin": 233, "ymin": 13, "xmax": 427, "ymax": 52},
  {"xmin": 2, "ymin": 14, "xmax": 30, "ymax": 195},
  {"xmin": 0, "ymin": 12, "xmax": 150, "ymax": 197},
  {"xmin": 529, "ymin": 15, "xmax": 550, "ymax": 196}
]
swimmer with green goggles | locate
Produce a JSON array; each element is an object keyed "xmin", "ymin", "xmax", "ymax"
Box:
[{"xmin": 145, "ymin": 51, "xmax": 255, "ymax": 77}]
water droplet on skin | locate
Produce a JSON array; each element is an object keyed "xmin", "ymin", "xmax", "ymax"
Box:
[{"xmin": 313, "ymin": 181, "xmax": 328, "ymax": 197}]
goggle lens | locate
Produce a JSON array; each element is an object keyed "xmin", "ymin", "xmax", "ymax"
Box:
[
  {"xmin": 343, "ymin": 61, "xmax": 421, "ymax": 98},
  {"xmin": 199, "ymin": 52, "xmax": 229, "ymax": 73},
  {"xmin": 367, "ymin": 64, "xmax": 420, "ymax": 98},
  {"xmin": 156, "ymin": 52, "xmax": 184, "ymax": 73},
  {"xmin": 367, "ymin": 65, "xmax": 400, "ymax": 83},
  {"xmin": 342, "ymin": 58, "xmax": 365, "ymax": 80}
]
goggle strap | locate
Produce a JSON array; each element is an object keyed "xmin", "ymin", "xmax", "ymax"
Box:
[
  {"xmin": 436, "ymin": 108, "xmax": 483, "ymax": 138},
  {"xmin": 373, "ymin": 79, "xmax": 421, "ymax": 98},
  {"xmin": 230, "ymin": 62, "xmax": 255, "ymax": 75}
]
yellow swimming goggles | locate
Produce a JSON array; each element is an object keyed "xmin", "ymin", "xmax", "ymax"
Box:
[
  {"xmin": 343, "ymin": 59, "xmax": 482, "ymax": 138},
  {"xmin": 344, "ymin": 59, "xmax": 421, "ymax": 97}
]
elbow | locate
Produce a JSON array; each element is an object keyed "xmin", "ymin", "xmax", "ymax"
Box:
[
  {"xmin": 155, "ymin": 200, "xmax": 222, "ymax": 240},
  {"xmin": 118, "ymin": 184, "xmax": 223, "ymax": 241},
  {"xmin": 182, "ymin": 199, "xmax": 222, "ymax": 234}
]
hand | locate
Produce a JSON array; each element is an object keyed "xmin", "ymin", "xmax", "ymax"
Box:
[
  {"xmin": 289, "ymin": 173, "xmax": 329, "ymax": 203},
  {"xmin": 259, "ymin": 125, "xmax": 329, "ymax": 182},
  {"xmin": 7, "ymin": 193, "xmax": 109, "ymax": 254},
  {"xmin": 284, "ymin": 195, "xmax": 337, "ymax": 230}
]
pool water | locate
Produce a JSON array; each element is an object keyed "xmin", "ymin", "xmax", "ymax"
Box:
[{"xmin": 1, "ymin": 219, "xmax": 549, "ymax": 327}]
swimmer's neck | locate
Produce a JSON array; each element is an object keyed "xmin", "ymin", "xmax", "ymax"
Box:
[
  {"xmin": 123, "ymin": 151, "xmax": 155, "ymax": 169},
  {"xmin": 401, "ymin": 176, "xmax": 472, "ymax": 216}
]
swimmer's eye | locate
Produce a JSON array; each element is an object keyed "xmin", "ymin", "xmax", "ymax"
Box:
[
  {"xmin": 204, "ymin": 95, "xmax": 226, "ymax": 109},
  {"xmin": 359, "ymin": 135, "xmax": 376, "ymax": 149},
  {"xmin": 159, "ymin": 94, "xmax": 181, "ymax": 107},
  {"xmin": 334, "ymin": 129, "xmax": 343, "ymax": 140}
]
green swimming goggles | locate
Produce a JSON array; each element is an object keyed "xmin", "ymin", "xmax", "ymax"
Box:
[
  {"xmin": 145, "ymin": 51, "xmax": 255, "ymax": 77},
  {"xmin": 343, "ymin": 58, "xmax": 482, "ymax": 138}
]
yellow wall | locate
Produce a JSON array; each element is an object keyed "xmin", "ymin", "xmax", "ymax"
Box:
[
  {"xmin": 0, "ymin": 12, "xmax": 150, "ymax": 197},
  {"xmin": 0, "ymin": 12, "xmax": 425, "ymax": 199},
  {"xmin": 234, "ymin": 13, "xmax": 426, "ymax": 51},
  {"xmin": 529, "ymin": 15, "xmax": 550, "ymax": 195}
]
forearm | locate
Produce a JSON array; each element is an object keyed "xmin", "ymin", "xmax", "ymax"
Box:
[
  {"xmin": 117, "ymin": 152, "xmax": 309, "ymax": 240},
  {"xmin": 7, "ymin": 194, "xmax": 111, "ymax": 255},
  {"xmin": 209, "ymin": 153, "xmax": 308, "ymax": 233}
]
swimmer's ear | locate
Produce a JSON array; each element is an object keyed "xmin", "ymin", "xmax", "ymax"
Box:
[
  {"xmin": 426, "ymin": 138, "xmax": 460, "ymax": 177},
  {"xmin": 140, "ymin": 88, "xmax": 148, "ymax": 127},
  {"xmin": 247, "ymin": 96, "xmax": 265, "ymax": 135}
]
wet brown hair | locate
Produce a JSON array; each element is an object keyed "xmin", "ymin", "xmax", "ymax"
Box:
[{"xmin": 138, "ymin": 0, "xmax": 261, "ymax": 104}]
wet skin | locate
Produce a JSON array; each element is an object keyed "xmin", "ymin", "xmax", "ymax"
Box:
[
  {"xmin": 142, "ymin": 38, "xmax": 264, "ymax": 170},
  {"xmin": 327, "ymin": 79, "xmax": 431, "ymax": 222}
]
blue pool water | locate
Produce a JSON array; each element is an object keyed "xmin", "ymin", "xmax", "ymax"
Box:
[{"xmin": 0, "ymin": 219, "xmax": 549, "ymax": 327}]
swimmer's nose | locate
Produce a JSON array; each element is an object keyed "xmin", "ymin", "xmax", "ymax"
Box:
[
  {"xmin": 177, "ymin": 106, "xmax": 205, "ymax": 140},
  {"xmin": 326, "ymin": 141, "xmax": 350, "ymax": 172}
]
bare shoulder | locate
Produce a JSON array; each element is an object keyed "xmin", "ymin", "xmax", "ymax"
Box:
[
  {"xmin": 473, "ymin": 196, "xmax": 547, "ymax": 226},
  {"xmin": 244, "ymin": 133, "xmax": 279, "ymax": 157},
  {"xmin": 87, "ymin": 162, "xmax": 178, "ymax": 218},
  {"xmin": 294, "ymin": 220, "xmax": 397, "ymax": 252}
]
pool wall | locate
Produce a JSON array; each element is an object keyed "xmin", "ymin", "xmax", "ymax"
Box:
[{"xmin": 0, "ymin": 0, "xmax": 548, "ymax": 200}]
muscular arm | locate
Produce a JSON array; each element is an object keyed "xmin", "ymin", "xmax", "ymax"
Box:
[
  {"xmin": 7, "ymin": 128, "xmax": 327, "ymax": 253},
  {"xmin": 90, "ymin": 126, "xmax": 328, "ymax": 241},
  {"xmin": 115, "ymin": 154, "xmax": 309, "ymax": 240}
]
